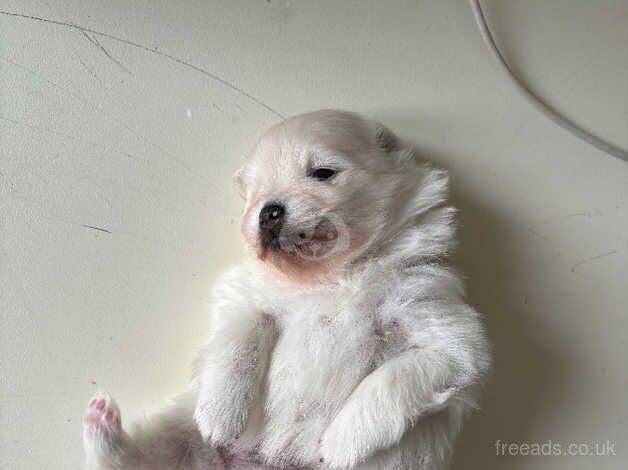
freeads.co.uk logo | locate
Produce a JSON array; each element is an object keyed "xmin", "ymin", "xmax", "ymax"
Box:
[{"xmin": 495, "ymin": 439, "xmax": 616, "ymax": 457}]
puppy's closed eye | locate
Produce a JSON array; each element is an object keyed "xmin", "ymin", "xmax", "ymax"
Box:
[{"xmin": 308, "ymin": 168, "xmax": 336, "ymax": 181}]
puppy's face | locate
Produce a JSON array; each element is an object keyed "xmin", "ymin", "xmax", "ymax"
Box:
[{"xmin": 236, "ymin": 110, "xmax": 412, "ymax": 283}]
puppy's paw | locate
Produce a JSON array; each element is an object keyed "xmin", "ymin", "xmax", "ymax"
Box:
[
  {"xmin": 84, "ymin": 391, "xmax": 121, "ymax": 440},
  {"xmin": 194, "ymin": 399, "xmax": 247, "ymax": 445},
  {"xmin": 83, "ymin": 391, "xmax": 141, "ymax": 466},
  {"xmin": 320, "ymin": 407, "xmax": 377, "ymax": 470}
]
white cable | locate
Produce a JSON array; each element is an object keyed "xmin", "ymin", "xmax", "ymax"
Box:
[{"xmin": 469, "ymin": 0, "xmax": 628, "ymax": 163}]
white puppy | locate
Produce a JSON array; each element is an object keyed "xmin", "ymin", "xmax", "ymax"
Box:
[{"xmin": 83, "ymin": 110, "xmax": 491, "ymax": 470}]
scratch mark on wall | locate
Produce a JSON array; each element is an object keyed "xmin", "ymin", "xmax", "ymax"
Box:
[
  {"xmin": 0, "ymin": 10, "xmax": 284, "ymax": 119},
  {"xmin": 528, "ymin": 210, "xmax": 602, "ymax": 240},
  {"xmin": 74, "ymin": 54, "xmax": 105, "ymax": 86},
  {"xmin": 570, "ymin": 250, "xmax": 618, "ymax": 273},
  {"xmin": 12, "ymin": 205, "xmax": 198, "ymax": 255},
  {"xmin": 82, "ymin": 224, "xmax": 112, "ymax": 233},
  {"xmin": 80, "ymin": 31, "xmax": 131, "ymax": 74},
  {"xmin": 1, "ymin": 57, "xmax": 216, "ymax": 189},
  {"xmin": 0, "ymin": 115, "xmax": 141, "ymax": 162},
  {"xmin": 538, "ymin": 210, "xmax": 601, "ymax": 224}
]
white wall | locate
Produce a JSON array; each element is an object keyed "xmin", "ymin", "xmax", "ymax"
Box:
[{"xmin": 1, "ymin": 1, "xmax": 626, "ymax": 469}]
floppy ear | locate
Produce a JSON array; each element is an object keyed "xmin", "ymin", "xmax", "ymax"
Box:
[
  {"xmin": 374, "ymin": 124, "xmax": 400, "ymax": 152},
  {"xmin": 232, "ymin": 167, "xmax": 246, "ymax": 199}
]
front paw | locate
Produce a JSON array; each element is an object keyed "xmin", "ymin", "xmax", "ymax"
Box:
[
  {"xmin": 320, "ymin": 409, "xmax": 371, "ymax": 469},
  {"xmin": 194, "ymin": 397, "xmax": 247, "ymax": 445}
]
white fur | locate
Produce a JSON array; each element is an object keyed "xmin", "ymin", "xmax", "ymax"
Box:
[{"xmin": 83, "ymin": 110, "xmax": 491, "ymax": 470}]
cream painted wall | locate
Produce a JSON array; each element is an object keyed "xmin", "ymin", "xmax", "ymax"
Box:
[{"xmin": 1, "ymin": 1, "xmax": 627, "ymax": 469}]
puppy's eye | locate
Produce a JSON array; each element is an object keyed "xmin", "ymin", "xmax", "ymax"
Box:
[{"xmin": 308, "ymin": 168, "xmax": 336, "ymax": 181}]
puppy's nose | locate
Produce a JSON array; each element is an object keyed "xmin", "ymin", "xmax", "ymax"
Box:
[
  {"xmin": 259, "ymin": 203, "xmax": 285, "ymax": 229},
  {"xmin": 259, "ymin": 203, "xmax": 285, "ymax": 248}
]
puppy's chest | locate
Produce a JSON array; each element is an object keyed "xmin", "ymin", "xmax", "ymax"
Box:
[
  {"xmin": 264, "ymin": 288, "xmax": 407, "ymax": 410},
  {"xmin": 273, "ymin": 292, "xmax": 365, "ymax": 358}
]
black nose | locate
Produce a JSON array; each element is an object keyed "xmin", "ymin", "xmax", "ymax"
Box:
[
  {"xmin": 259, "ymin": 203, "xmax": 285, "ymax": 248},
  {"xmin": 259, "ymin": 203, "xmax": 285, "ymax": 228}
]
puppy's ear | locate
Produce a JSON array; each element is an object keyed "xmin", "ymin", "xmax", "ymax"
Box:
[
  {"xmin": 374, "ymin": 123, "xmax": 416, "ymax": 163},
  {"xmin": 374, "ymin": 124, "xmax": 400, "ymax": 153},
  {"xmin": 233, "ymin": 167, "xmax": 246, "ymax": 199}
]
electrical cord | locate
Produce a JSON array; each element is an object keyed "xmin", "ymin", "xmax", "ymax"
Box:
[{"xmin": 469, "ymin": 0, "xmax": 628, "ymax": 163}]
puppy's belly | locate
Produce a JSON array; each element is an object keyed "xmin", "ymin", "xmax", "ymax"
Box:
[{"xmin": 258, "ymin": 307, "xmax": 379, "ymax": 464}]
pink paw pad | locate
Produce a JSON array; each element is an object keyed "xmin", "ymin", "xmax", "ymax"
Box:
[{"xmin": 84, "ymin": 393, "xmax": 121, "ymax": 435}]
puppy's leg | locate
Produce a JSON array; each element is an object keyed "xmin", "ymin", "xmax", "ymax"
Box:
[
  {"xmin": 84, "ymin": 390, "xmax": 223, "ymax": 470},
  {"xmin": 355, "ymin": 411, "xmax": 453, "ymax": 470},
  {"xmin": 193, "ymin": 267, "xmax": 277, "ymax": 446},
  {"xmin": 194, "ymin": 312, "xmax": 276, "ymax": 445},
  {"xmin": 320, "ymin": 341, "xmax": 488, "ymax": 469},
  {"xmin": 83, "ymin": 392, "xmax": 141, "ymax": 470}
]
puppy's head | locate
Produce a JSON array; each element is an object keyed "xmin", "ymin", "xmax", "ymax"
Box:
[{"xmin": 236, "ymin": 110, "xmax": 418, "ymax": 284}]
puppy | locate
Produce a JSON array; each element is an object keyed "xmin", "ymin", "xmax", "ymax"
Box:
[{"xmin": 83, "ymin": 110, "xmax": 491, "ymax": 470}]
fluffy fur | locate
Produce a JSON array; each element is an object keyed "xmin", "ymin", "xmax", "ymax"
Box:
[{"xmin": 83, "ymin": 110, "xmax": 491, "ymax": 470}]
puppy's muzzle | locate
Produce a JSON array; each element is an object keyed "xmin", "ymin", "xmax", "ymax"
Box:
[{"xmin": 259, "ymin": 203, "xmax": 285, "ymax": 250}]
